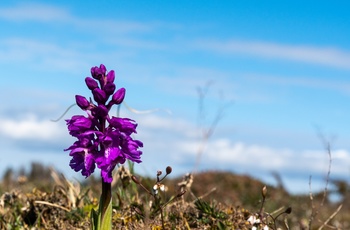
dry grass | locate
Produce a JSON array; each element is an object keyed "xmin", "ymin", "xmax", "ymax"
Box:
[{"xmin": 0, "ymin": 163, "xmax": 349, "ymax": 229}]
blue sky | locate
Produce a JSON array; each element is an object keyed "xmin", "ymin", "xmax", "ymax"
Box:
[{"xmin": 1, "ymin": 1, "xmax": 350, "ymax": 194}]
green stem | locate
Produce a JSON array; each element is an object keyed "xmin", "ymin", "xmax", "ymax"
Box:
[
  {"xmin": 101, "ymin": 180, "xmax": 111, "ymax": 220},
  {"xmin": 99, "ymin": 116, "xmax": 111, "ymax": 220}
]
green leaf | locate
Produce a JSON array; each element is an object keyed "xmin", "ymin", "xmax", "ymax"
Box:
[
  {"xmin": 90, "ymin": 208, "xmax": 98, "ymax": 230},
  {"xmin": 99, "ymin": 199, "xmax": 113, "ymax": 230},
  {"xmin": 91, "ymin": 198, "xmax": 112, "ymax": 230}
]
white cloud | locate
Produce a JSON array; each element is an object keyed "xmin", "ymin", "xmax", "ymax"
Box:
[
  {"xmin": 0, "ymin": 37, "xmax": 134, "ymax": 75},
  {"xmin": 175, "ymin": 133, "xmax": 350, "ymax": 177},
  {"xmin": 76, "ymin": 19, "xmax": 154, "ymax": 34},
  {"xmin": 203, "ymin": 140, "xmax": 350, "ymax": 178},
  {"xmin": 176, "ymin": 137, "xmax": 350, "ymax": 194},
  {"xmin": 104, "ymin": 37, "xmax": 169, "ymax": 50},
  {"xmin": 0, "ymin": 3, "xmax": 157, "ymax": 34},
  {"xmin": 0, "ymin": 114, "xmax": 64, "ymax": 141},
  {"xmin": 195, "ymin": 39, "xmax": 350, "ymax": 70},
  {"xmin": 0, "ymin": 38, "xmax": 92, "ymax": 72},
  {"xmin": 139, "ymin": 114, "xmax": 192, "ymax": 132},
  {"xmin": 242, "ymin": 73, "xmax": 350, "ymax": 96},
  {"xmin": 0, "ymin": 3, "xmax": 72, "ymax": 22}
]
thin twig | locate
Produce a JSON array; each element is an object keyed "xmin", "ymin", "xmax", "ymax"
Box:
[
  {"xmin": 315, "ymin": 128, "xmax": 334, "ymax": 207},
  {"xmin": 318, "ymin": 204, "xmax": 343, "ymax": 230},
  {"xmin": 308, "ymin": 175, "xmax": 316, "ymax": 229},
  {"xmin": 34, "ymin": 200, "xmax": 70, "ymax": 212},
  {"xmin": 321, "ymin": 142, "xmax": 332, "ymax": 207},
  {"xmin": 193, "ymin": 82, "xmax": 232, "ymax": 173},
  {"xmin": 269, "ymin": 206, "xmax": 285, "ymax": 216},
  {"xmin": 309, "ymin": 129, "xmax": 335, "ymax": 229},
  {"xmin": 196, "ymin": 187, "xmax": 217, "ymax": 200}
]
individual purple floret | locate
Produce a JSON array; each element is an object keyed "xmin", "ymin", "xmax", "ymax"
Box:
[{"xmin": 64, "ymin": 64, "xmax": 143, "ymax": 183}]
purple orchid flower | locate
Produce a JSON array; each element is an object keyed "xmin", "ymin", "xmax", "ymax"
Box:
[{"xmin": 64, "ymin": 64, "xmax": 143, "ymax": 183}]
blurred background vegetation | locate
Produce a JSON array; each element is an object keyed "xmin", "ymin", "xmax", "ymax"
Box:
[{"xmin": 1, "ymin": 162, "xmax": 349, "ymax": 229}]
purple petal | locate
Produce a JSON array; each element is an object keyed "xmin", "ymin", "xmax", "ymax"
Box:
[
  {"xmin": 84, "ymin": 153, "xmax": 95, "ymax": 175},
  {"xmin": 108, "ymin": 117, "xmax": 137, "ymax": 135},
  {"xmin": 66, "ymin": 115, "xmax": 93, "ymax": 136}
]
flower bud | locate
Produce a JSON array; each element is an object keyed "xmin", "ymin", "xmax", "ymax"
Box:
[
  {"xmin": 106, "ymin": 70, "xmax": 115, "ymax": 83},
  {"xmin": 85, "ymin": 77, "xmax": 98, "ymax": 90},
  {"xmin": 75, "ymin": 95, "xmax": 90, "ymax": 110},
  {"xmin": 91, "ymin": 64, "xmax": 106, "ymax": 80},
  {"xmin": 157, "ymin": 170, "xmax": 162, "ymax": 176},
  {"xmin": 166, "ymin": 166, "xmax": 172, "ymax": 175},
  {"xmin": 99, "ymin": 64, "xmax": 106, "ymax": 75},
  {"xmin": 90, "ymin": 66, "xmax": 100, "ymax": 79},
  {"xmin": 104, "ymin": 82, "xmax": 116, "ymax": 96},
  {"xmin": 93, "ymin": 88, "xmax": 107, "ymax": 104},
  {"xmin": 91, "ymin": 105, "xmax": 108, "ymax": 118},
  {"xmin": 112, "ymin": 88, "xmax": 126, "ymax": 104},
  {"xmin": 285, "ymin": 207, "xmax": 292, "ymax": 214},
  {"xmin": 262, "ymin": 185, "xmax": 267, "ymax": 198}
]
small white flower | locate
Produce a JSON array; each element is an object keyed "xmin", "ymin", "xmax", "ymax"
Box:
[
  {"xmin": 153, "ymin": 183, "xmax": 165, "ymax": 195},
  {"xmin": 247, "ymin": 215, "xmax": 255, "ymax": 224},
  {"xmin": 153, "ymin": 184, "xmax": 159, "ymax": 194},
  {"xmin": 247, "ymin": 215, "xmax": 260, "ymax": 224}
]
